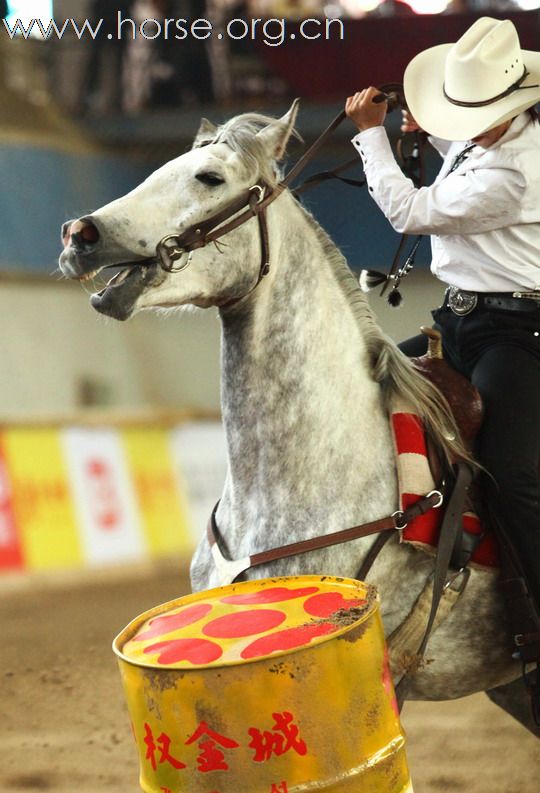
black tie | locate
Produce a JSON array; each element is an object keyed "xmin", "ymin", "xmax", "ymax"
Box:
[{"xmin": 445, "ymin": 143, "xmax": 476, "ymax": 176}]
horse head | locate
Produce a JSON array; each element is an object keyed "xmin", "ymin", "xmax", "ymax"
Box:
[{"xmin": 59, "ymin": 101, "xmax": 300, "ymax": 320}]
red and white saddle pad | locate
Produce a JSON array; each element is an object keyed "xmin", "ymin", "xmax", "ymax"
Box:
[{"xmin": 390, "ymin": 397, "xmax": 499, "ymax": 569}]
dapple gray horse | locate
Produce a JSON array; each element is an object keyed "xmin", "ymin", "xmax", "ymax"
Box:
[{"xmin": 59, "ymin": 101, "xmax": 538, "ymax": 735}]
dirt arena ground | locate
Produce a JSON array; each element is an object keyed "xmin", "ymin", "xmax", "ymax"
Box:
[{"xmin": 1, "ymin": 561, "xmax": 539, "ymax": 793}]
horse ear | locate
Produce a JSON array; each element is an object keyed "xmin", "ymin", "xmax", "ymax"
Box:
[
  {"xmin": 192, "ymin": 118, "xmax": 218, "ymax": 149},
  {"xmin": 257, "ymin": 98, "xmax": 300, "ymax": 160}
]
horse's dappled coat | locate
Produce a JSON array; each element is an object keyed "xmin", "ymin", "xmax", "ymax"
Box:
[{"xmin": 58, "ymin": 102, "xmax": 538, "ymax": 733}]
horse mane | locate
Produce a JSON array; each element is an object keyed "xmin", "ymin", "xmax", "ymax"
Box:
[
  {"xmin": 298, "ymin": 207, "xmax": 473, "ymax": 468},
  {"xmin": 213, "ymin": 110, "xmax": 471, "ymax": 467}
]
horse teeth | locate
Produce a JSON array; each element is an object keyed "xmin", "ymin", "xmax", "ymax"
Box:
[
  {"xmin": 106, "ymin": 267, "xmax": 133, "ymax": 287},
  {"xmin": 79, "ymin": 270, "xmax": 99, "ymax": 282}
]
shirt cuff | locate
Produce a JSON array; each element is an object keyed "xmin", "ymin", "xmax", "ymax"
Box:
[
  {"xmin": 351, "ymin": 126, "xmax": 386, "ymax": 144},
  {"xmin": 351, "ymin": 126, "xmax": 393, "ymax": 163}
]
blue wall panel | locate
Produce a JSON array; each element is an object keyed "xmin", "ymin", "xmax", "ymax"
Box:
[
  {"xmin": 0, "ymin": 142, "xmax": 432, "ymax": 275},
  {"xmin": 0, "ymin": 144, "xmax": 150, "ymax": 272}
]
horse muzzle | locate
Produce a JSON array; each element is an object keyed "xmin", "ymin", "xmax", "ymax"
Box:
[{"xmin": 60, "ymin": 216, "xmax": 148, "ymax": 282}]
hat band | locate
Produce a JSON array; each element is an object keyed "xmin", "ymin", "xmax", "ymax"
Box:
[{"xmin": 443, "ymin": 66, "xmax": 538, "ymax": 108}]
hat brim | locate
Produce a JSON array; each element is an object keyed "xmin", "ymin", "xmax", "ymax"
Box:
[{"xmin": 404, "ymin": 43, "xmax": 540, "ymax": 141}]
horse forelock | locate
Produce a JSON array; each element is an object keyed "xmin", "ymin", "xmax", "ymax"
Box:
[{"xmin": 198, "ymin": 112, "xmax": 300, "ymax": 186}]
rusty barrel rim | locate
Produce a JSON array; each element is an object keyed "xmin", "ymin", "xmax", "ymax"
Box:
[{"xmin": 113, "ymin": 575, "xmax": 378, "ymax": 671}]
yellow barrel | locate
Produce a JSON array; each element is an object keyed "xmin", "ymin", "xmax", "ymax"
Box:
[{"xmin": 113, "ymin": 575, "xmax": 413, "ymax": 793}]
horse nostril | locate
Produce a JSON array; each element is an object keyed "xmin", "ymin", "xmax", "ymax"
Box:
[
  {"xmin": 69, "ymin": 219, "xmax": 100, "ymax": 251},
  {"xmin": 80, "ymin": 223, "xmax": 100, "ymax": 244}
]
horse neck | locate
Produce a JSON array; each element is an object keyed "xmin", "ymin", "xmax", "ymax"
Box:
[{"xmin": 218, "ymin": 196, "xmax": 396, "ymax": 547}]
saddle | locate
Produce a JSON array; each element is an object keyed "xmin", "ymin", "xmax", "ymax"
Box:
[
  {"xmin": 412, "ymin": 326, "xmax": 540, "ymax": 725},
  {"xmin": 411, "ymin": 326, "xmax": 483, "ymax": 452},
  {"xmin": 410, "ymin": 326, "xmax": 485, "ymax": 567}
]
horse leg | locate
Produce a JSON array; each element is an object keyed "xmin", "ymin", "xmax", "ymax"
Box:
[{"xmin": 486, "ymin": 677, "xmax": 540, "ymax": 737}]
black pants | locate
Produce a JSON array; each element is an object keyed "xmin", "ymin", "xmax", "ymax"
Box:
[{"xmin": 400, "ymin": 302, "xmax": 540, "ymax": 605}]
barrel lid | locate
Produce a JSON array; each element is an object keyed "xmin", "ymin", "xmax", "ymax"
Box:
[{"xmin": 114, "ymin": 576, "xmax": 377, "ymax": 670}]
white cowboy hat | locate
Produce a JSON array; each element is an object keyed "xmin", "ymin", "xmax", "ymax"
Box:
[{"xmin": 403, "ymin": 17, "xmax": 540, "ymax": 141}]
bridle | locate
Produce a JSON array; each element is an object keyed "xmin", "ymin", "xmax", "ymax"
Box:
[
  {"xmin": 143, "ymin": 86, "xmax": 417, "ymax": 309},
  {"xmin": 146, "ymin": 108, "xmax": 355, "ymax": 307},
  {"xmin": 156, "ymin": 180, "xmax": 277, "ymax": 308}
]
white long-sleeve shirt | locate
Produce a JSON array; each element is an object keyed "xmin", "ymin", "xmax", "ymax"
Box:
[{"xmin": 351, "ymin": 112, "xmax": 540, "ymax": 292}]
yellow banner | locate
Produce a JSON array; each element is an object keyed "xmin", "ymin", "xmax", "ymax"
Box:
[
  {"xmin": 122, "ymin": 429, "xmax": 192, "ymax": 557},
  {"xmin": 2, "ymin": 428, "xmax": 82, "ymax": 570}
]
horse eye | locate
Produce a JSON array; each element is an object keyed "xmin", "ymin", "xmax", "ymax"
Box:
[{"xmin": 196, "ymin": 172, "xmax": 225, "ymax": 187}]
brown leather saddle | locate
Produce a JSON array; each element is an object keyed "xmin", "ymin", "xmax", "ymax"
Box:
[
  {"xmin": 411, "ymin": 326, "xmax": 483, "ymax": 452},
  {"xmin": 411, "ymin": 326, "xmax": 485, "ymax": 570}
]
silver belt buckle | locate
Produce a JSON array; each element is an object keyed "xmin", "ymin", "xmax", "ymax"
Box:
[{"xmin": 447, "ymin": 287, "xmax": 478, "ymax": 316}]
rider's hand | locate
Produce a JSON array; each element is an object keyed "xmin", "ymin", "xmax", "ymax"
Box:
[
  {"xmin": 345, "ymin": 88, "xmax": 387, "ymax": 133},
  {"xmin": 400, "ymin": 109, "xmax": 422, "ymax": 134}
]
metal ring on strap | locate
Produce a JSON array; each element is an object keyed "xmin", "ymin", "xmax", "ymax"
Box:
[
  {"xmin": 249, "ymin": 184, "xmax": 265, "ymax": 204},
  {"xmin": 426, "ymin": 489, "xmax": 444, "ymax": 509},
  {"xmin": 156, "ymin": 234, "xmax": 194, "ymax": 273}
]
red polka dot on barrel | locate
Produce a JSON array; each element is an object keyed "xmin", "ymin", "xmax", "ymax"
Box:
[
  {"xmin": 144, "ymin": 637, "xmax": 223, "ymax": 666},
  {"xmin": 134, "ymin": 603, "xmax": 213, "ymax": 642},
  {"xmin": 203, "ymin": 609, "xmax": 286, "ymax": 638},
  {"xmin": 221, "ymin": 586, "xmax": 320, "ymax": 605},
  {"xmin": 303, "ymin": 592, "xmax": 366, "ymax": 618},
  {"xmin": 241, "ymin": 623, "xmax": 337, "ymax": 660}
]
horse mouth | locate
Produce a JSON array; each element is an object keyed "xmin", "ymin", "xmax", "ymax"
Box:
[
  {"xmin": 99, "ymin": 264, "xmax": 138, "ymax": 290},
  {"xmin": 74, "ymin": 260, "xmax": 141, "ymax": 286},
  {"xmin": 89, "ymin": 263, "xmax": 158, "ymax": 321}
]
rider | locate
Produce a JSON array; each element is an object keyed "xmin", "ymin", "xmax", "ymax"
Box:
[{"xmin": 345, "ymin": 17, "xmax": 540, "ymax": 622}]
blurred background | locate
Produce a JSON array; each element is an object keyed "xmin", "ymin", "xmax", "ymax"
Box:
[{"xmin": 1, "ymin": 4, "xmax": 540, "ymax": 793}]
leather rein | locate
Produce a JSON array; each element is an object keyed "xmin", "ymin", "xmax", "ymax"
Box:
[{"xmin": 133, "ymin": 88, "xmax": 412, "ymax": 311}]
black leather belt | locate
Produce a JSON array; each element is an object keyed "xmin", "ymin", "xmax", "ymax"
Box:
[{"xmin": 445, "ymin": 287, "xmax": 540, "ymax": 316}]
